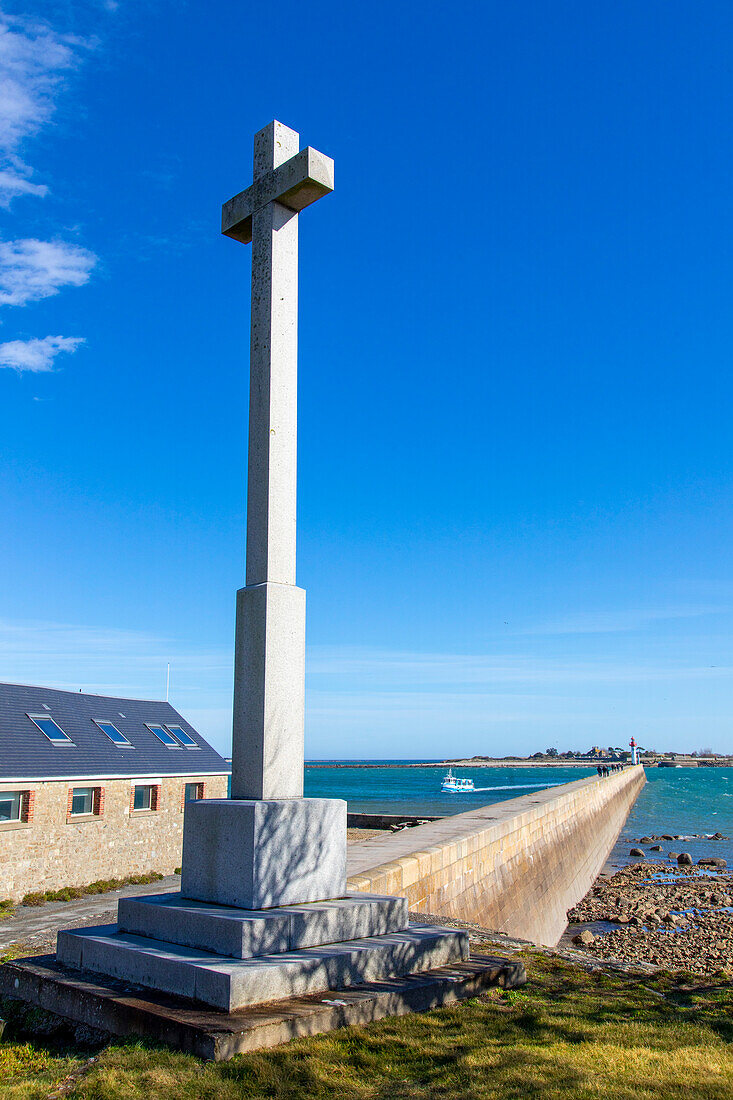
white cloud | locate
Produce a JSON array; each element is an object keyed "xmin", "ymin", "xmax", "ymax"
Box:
[
  {"xmin": 0, "ymin": 14, "xmax": 100, "ymax": 376},
  {"xmin": 0, "ymin": 157, "xmax": 47, "ymax": 206},
  {"xmin": 307, "ymin": 645, "xmax": 733, "ymax": 689},
  {"xmin": 0, "ymin": 10, "xmax": 85, "ymax": 190},
  {"xmin": 0, "ymin": 238, "xmax": 96, "ymax": 305},
  {"xmin": 302, "ymin": 643, "xmax": 733, "ymax": 757},
  {"xmin": 0, "ymin": 334, "xmax": 84, "ymax": 372},
  {"xmin": 517, "ymin": 605, "xmax": 726, "ymax": 636},
  {"xmin": 0, "ymin": 618, "xmax": 230, "ymax": 678}
]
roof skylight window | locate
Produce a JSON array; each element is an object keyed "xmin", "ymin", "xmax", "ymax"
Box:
[
  {"xmin": 94, "ymin": 720, "xmax": 133, "ymax": 747},
  {"xmin": 146, "ymin": 723, "xmax": 181, "ymax": 747},
  {"xmin": 28, "ymin": 714, "xmax": 73, "ymax": 745},
  {"xmin": 165, "ymin": 725, "xmax": 199, "ymax": 748}
]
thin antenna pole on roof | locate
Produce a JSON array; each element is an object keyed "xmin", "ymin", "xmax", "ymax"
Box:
[{"xmin": 166, "ymin": 662, "xmax": 171, "ymax": 702}]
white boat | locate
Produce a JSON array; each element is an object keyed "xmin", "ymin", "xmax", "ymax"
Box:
[{"xmin": 441, "ymin": 768, "xmax": 475, "ymax": 793}]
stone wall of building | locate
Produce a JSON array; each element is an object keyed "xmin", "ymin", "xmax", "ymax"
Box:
[
  {"xmin": 0, "ymin": 774, "xmax": 228, "ymax": 902},
  {"xmin": 347, "ymin": 766, "xmax": 645, "ymax": 947}
]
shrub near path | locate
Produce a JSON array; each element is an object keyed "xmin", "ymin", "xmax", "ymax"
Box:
[
  {"xmin": 2, "ymin": 952, "xmax": 733, "ymax": 1099},
  {"xmin": 20, "ymin": 873, "xmax": 166, "ymax": 909}
]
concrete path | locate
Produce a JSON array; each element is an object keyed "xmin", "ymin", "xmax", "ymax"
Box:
[{"xmin": 0, "ymin": 876, "xmax": 182, "ymax": 954}]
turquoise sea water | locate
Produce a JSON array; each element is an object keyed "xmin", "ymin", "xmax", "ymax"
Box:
[{"xmin": 303, "ymin": 762, "xmax": 733, "ymax": 868}]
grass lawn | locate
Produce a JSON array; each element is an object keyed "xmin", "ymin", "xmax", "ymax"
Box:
[{"xmin": 1, "ymin": 950, "xmax": 732, "ymax": 1099}]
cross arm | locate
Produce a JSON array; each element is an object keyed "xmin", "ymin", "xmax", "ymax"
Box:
[{"xmin": 222, "ymin": 147, "xmax": 334, "ymax": 244}]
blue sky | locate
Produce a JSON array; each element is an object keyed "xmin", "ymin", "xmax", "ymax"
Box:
[{"xmin": 1, "ymin": 0, "xmax": 732, "ymax": 758}]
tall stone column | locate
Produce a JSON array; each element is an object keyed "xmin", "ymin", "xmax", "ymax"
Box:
[
  {"xmin": 232, "ymin": 122, "xmax": 305, "ymax": 801},
  {"xmin": 180, "ymin": 122, "xmax": 346, "ymax": 910}
]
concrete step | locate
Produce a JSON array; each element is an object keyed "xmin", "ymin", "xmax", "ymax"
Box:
[
  {"xmin": 117, "ymin": 892, "xmax": 408, "ymax": 960},
  {"xmin": 1, "ymin": 950, "xmax": 526, "ymax": 1060},
  {"xmin": 57, "ymin": 922, "xmax": 468, "ymax": 1012}
]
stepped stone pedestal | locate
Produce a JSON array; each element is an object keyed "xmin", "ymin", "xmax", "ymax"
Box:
[
  {"xmin": 56, "ymin": 891, "xmax": 467, "ymax": 1012},
  {"xmin": 55, "ymin": 799, "xmax": 466, "ymax": 1016},
  {"xmin": 55, "ymin": 799, "xmax": 467, "ymax": 1016}
]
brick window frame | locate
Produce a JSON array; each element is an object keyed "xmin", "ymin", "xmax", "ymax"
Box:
[
  {"xmin": 66, "ymin": 785, "xmax": 104, "ymax": 823},
  {"xmin": 21, "ymin": 790, "xmax": 35, "ymax": 823},
  {"xmin": 180, "ymin": 781, "xmax": 205, "ymax": 810},
  {"xmin": 130, "ymin": 782, "xmax": 162, "ymax": 814},
  {"xmin": 0, "ymin": 788, "xmax": 34, "ymax": 826}
]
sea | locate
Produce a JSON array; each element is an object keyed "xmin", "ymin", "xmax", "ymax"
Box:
[{"xmin": 303, "ymin": 761, "xmax": 733, "ymax": 870}]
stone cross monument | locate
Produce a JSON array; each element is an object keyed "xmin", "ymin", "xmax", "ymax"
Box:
[
  {"xmin": 224, "ymin": 120, "xmax": 334, "ymax": 803},
  {"xmin": 179, "ymin": 121, "xmax": 347, "ymax": 910},
  {"xmin": 53, "ymin": 124, "xmax": 466, "ymax": 1019}
]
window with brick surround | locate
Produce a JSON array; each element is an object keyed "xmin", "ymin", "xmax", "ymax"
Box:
[
  {"xmin": 131, "ymin": 783, "xmax": 160, "ymax": 812},
  {"xmin": 182, "ymin": 781, "xmax": 204, "ymax": 809},
  {"xmin": 0, "ymin": 790, "xmax": 34, "ymax": 824},
  {"xmin": 66, "ymin": 786, "xmax": 104, "ymax": 821},
  {"xmin": 70, "ymin": 787, "xmax": 94, "ymax": 815},
  {"xmin": 0, "ymin": 790, "xmax": 21, "ymax": 822}
]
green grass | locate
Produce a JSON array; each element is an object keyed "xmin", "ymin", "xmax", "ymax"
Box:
[
  {"xmin": 2, "ymin": 951, "xmax": 733, "ymax": 1099},
  {"xmin": 20, "ymin": 872, "xmax": 166, "ymax": 908}
]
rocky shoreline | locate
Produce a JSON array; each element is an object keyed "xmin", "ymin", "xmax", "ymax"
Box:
[{"xmin": 567, "ymin": 858, "xmax": 733, "ymax": 975}]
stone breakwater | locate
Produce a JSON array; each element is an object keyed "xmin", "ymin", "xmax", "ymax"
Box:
[
  {"xmin": 567, "ymin": 862, "xmax": 733, "ymax": 975},
  {"xmin": 347, "ymin": 766, "xmax": 645, "ymax": 947}
]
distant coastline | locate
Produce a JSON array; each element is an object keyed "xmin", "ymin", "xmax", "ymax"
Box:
[
  {"xmin": 306, "ymin": 757, "xmax": 733, "ymax": 769},
  {"xmin": 305, "ymin": 759, "xmax": 599, "ymax": 769}
]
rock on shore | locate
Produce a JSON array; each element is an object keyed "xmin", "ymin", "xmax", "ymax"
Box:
[{"xmin": 567, "ymin": 862, "xmax": 733, "ymax": 976}]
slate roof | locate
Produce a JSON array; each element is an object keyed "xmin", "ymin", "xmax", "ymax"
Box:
[{"xmin": 0, "ymin": 682, "xmax": 229, "ymax": 782}]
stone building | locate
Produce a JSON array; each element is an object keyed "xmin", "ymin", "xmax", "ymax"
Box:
[{"xmin": 0, "ymin": 682, "xmax": 229, "ymax": 902}]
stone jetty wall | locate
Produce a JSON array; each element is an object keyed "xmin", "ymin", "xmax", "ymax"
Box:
[{"xmin": 346, "ymin": 766, "xmax": 646, "ymax": 947}]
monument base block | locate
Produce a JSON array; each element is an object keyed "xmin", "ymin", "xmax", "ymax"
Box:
[
  {"xmin": 181, "ymin": 797, "xmax": 346, "ymax": 909},
  {"xmin": 0, "ymin": 952, "xmax": 527, "ymax": 1059}
]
